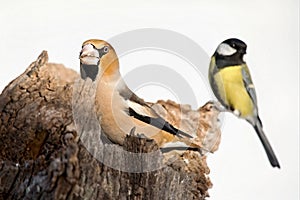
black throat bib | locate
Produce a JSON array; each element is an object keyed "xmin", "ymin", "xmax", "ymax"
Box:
[{"xmin": 80, "ymin": 64, "xmax": 98, "ymax": 81}]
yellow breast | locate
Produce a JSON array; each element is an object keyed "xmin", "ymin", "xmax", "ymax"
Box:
[{"xmin": 215, "ymin": 65, "xmax": 254, "ymax": 118}]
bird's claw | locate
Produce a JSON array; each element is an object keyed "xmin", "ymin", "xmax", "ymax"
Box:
[
  {"xmin": 207, "ymin": 100, "xmax": 226, "ymax": 112},
  {"xmin": 129, "ymin": 127, "xmax": 136, "ymax": 136}
]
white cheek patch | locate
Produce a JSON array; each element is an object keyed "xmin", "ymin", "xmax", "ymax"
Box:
[{"xmin": 217, "ymin": 43, "xmax": 237, "ymax": 56}]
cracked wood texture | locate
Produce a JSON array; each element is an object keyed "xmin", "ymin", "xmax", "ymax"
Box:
[{"xmin": 0, "ymin": 51, "xmax": 219, "ymax": 200}]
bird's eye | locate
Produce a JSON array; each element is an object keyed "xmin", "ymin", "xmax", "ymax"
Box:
[
  {"xmin": 232, "ymin": 43, "xmax": 236, "ymax": 48},
  {"xmin": 103, "ymin": 46, "xmax": 109, "ymax": 53}
]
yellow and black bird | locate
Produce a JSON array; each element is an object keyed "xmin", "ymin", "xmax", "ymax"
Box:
[{"xmin": 208, "ymin": 38, "xmax": 280, "ymax": 168}]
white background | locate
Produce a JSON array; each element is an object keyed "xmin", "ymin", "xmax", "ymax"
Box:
[{"xmin": 0, "ymin": 0, "xmax": 299, "ymax": 199}]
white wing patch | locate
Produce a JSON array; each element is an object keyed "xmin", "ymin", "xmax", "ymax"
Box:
[
  {"xmin": 126, "ymin": 100, "xmax": 158, "ymax": 118},
  {"xmin": 217, "ymin": 43, "xmax": 237, "ymax": 56}
]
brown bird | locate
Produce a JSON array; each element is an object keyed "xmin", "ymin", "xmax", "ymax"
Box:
[{"xmin": 79, "ymin": 39, "xmax": 200, "ymax": 148}]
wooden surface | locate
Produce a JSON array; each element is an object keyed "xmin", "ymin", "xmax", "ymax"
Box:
[{"xmin": 0, "ymin": 51, "xmax": 221, "ymax": 200}]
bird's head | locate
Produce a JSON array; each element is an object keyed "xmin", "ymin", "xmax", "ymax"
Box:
[
  {"xmin": 215, "ymin": 38, "xmax": 247, "ymax": 58},
  {"xmin": 79, "ymin": 39, "xmax": 119, "ymax": 81}
]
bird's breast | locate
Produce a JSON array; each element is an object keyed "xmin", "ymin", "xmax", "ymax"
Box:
[{"xmin": 216, "ymin": 66, "xmax": 255, "ymax": 118}]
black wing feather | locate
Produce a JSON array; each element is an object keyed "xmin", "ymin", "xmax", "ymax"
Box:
[{"xmin": 128, "ymin": 107, "xmax": 193, "ymax": 138}]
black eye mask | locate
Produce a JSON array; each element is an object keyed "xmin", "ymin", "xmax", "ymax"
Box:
[{"xmin": 97, "ymin": 46, "xmax": 109, "ymax": 58}]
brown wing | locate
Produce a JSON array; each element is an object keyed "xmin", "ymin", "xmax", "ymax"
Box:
[{"xmin": 119, "ymin": 85, "xmax": 193, "ymax": 138}]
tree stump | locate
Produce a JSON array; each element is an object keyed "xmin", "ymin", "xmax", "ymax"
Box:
[{"xmin": 0, "ymin": 51, "xmax": 221, "ymax": 200}]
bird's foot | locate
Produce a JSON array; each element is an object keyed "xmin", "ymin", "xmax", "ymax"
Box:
[
  {"xmin": 129, "ymin": 127, "xmax": 149, "ymax": 139},
  {"xmin": 207, "ymin": 100, "xmax": 227, "ymax": 112},
  {"xmin": 129, "ymin": 127, "xmax": 136, "ymax": 136}
]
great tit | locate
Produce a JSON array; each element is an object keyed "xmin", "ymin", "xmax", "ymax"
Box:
[{"xmin": 208, "ymin": 38, "xmax": 280, "ymax": 168}]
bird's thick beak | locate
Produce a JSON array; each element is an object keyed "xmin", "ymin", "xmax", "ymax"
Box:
[
  {"xmin": 80, "ymin": 44, "xmax": 100, "ymax": 81},
  {"xmin": 79, "ymin": 44, "xmax": 100, "ymax": 65}
]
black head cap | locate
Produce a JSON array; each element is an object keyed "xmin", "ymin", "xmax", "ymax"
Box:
[
  {"xmin": 222, "ymin": 38, "xmax": 247, "ymax": 54},
  {"xmin": 214, "ymin": 38, "xmax": 247, "ymax": 67}
]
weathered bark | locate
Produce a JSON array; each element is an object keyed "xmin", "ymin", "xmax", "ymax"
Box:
[{"xmin": 0, "ymin": 51, "xmax": 220, "ymax": 200}]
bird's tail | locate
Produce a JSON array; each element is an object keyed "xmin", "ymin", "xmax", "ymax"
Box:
[{"xmin": 253, "ymin": 117, "xmax": 280, "ymax": 168}]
